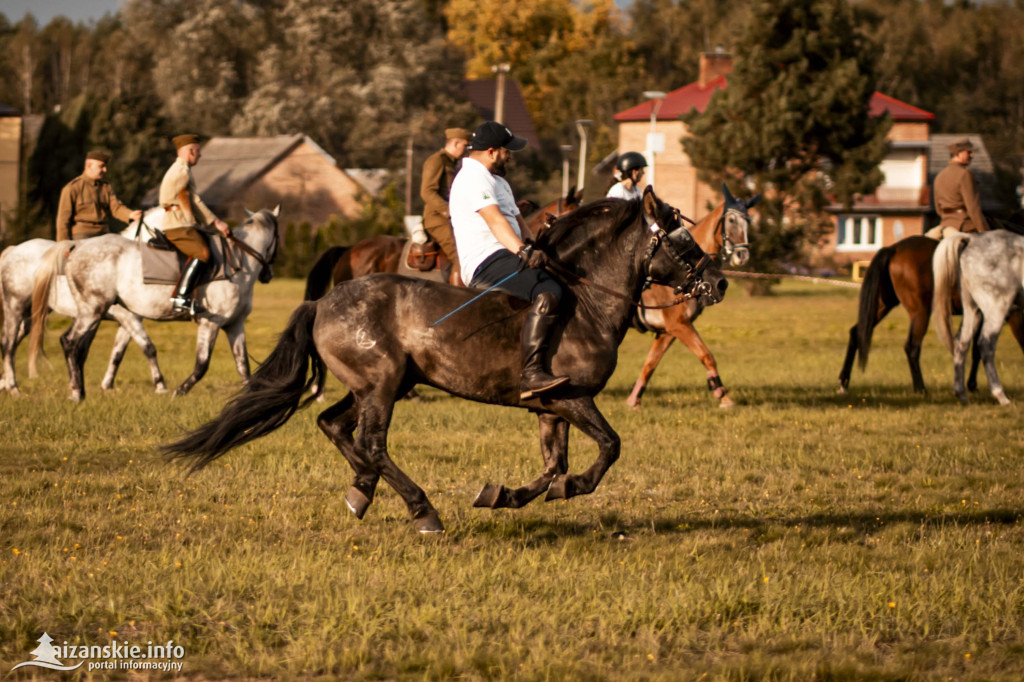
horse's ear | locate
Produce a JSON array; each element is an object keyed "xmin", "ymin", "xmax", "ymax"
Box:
[
  {"xmin": 722, "ymin": 182, "xmax": 737, "ymax": 206},
  {"xmin": 746, "ymin": 194, "xmax": 761, "ymax": 209},
  {"xmin": 272, "ymin": 204, "xmax": 281, "ymax": 217},
  {"xmin": 642, "ymin": 185, "xmax": 660, "ymax": 221},
  {"xmin": 244, "ymin": 208, "xmax": 255, "ymax": 218}
]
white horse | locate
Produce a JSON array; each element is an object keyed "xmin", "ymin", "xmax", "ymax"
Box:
[
  {"xmin": 29, "ymin": 207, "xmax": 280, "ymax": 401},
  {"xmin": 1, "ymin": 208, "xmax": 168, "ymax": 396},
  {"xmin": 933, "ymin": 230, "xmax": 1024, "ymax": 405}
]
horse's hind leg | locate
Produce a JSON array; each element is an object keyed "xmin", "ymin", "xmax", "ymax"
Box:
[
  {"xmin": 317, "ymin": 392, "xmax": 380, "ymax": 519},
  {"xmin": 100, "ymin": 308, "xmax": 167, "ymax": 393},
  {"xmin": 356, "ymin": 390, "xmax": 443, "ymax": 534},
  {"xmin": 627, "ymin": 334, "xmax": 675, "ymax": 410},
  {"xmin": 475, "ymin": 412, "xmax": 569, "ymax": 509},
  {"xmin": 978, "ymin": 314, "xmax": 1011, "ymax": 405},
  {"xmin": 545, "ymin": 397, "xmax": 620, "ymax": 501},
  {"xmin": 903, "ymin": 304, "xmax": 929, "ymax": 394},
  {"xmin": 1, "ymin": 307, "xmax": 29, "ymax": 395},
  {"xmin": 60, "ymin": 315, "xmax": 101, "ymax": 402}
]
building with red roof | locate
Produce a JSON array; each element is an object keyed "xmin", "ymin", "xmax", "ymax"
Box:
[{"xmin": 613, "ymin": 51, "xmax": 943, "ymax": 264}]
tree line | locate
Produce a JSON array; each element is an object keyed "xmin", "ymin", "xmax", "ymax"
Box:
[{"xmin": 2, "ymin": 0, "xmax": 1022, "ymax": 267}]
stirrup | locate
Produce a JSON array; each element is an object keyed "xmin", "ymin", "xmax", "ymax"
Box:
[
  {"xmin": 520, "ymin": 374, "xmax": 570, "ymax": 400},
  {"xmin": 170, "ymin": 296, "xmax": 202, "ymax": 319}
]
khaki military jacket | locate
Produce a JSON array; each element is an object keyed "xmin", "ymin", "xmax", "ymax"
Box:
[
  {"xmin": 933, "ymin": 160, "xmax": 987, "ymax": 233},
  {"xmin": 420, "ymin": 150, "xmax": 459, "ymax": 230},
  {"xmin": 55, "ymin": 175, "xmax": 133, "ymax": 241},
  {"xmin": 159, "ymin": 158, "xmax": 218, "ymax": 231}
]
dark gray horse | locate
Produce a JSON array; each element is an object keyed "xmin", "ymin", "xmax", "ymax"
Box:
[
  {"xmin": 933, "ymin": 230, "xmax": 1024, "ymax": 405},
  {"xmin": 163, "ymin": 189, "xmax": 727, "ymax": 533}
]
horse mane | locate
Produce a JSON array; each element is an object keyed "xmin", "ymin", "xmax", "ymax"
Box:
[{"xmin": 536, "ymin": 198, "xmax": 642, "ymax": 256}]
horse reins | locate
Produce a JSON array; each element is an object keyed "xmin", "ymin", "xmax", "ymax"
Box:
[{"xmin": 543, "ymin": 222, "xmax": 713, "ymax": 310}]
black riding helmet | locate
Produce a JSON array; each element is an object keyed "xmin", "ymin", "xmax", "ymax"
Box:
[{"xmin": 616, "ymin": 151, "xmax": 648, "ymax": 175}]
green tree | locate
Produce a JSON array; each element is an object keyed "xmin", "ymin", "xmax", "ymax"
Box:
[{"xmin": 684, "ymin": 0, "xmax": 891, "ymax": 272}]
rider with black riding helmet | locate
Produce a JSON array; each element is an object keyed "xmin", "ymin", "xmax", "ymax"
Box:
[
  {"xmin": 449, "ymin": 121, "xmax": 569, "ymax": 400},
  {"xmin": 606, "ymin": 151, "xmax": 648, "ymax": 201}
]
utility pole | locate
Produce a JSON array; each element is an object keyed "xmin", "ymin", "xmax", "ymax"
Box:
[
  {"xmin": 559, "ymin": 145, "xmax": 573, "ymax": 206},
  {"xmin": 574, "ymin": 120, "xmax": 592, "ymax": 194},
  {"xmin": 405, "ymin": 135, "xmax": 414, "ymax": 217},
  {"xmin": 492, "ymin": 63, "xmax": 510, "ymax": 123}
]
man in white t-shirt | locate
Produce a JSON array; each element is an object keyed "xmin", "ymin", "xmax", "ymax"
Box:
[
  {"xmin": 606, "ymin": 151, "xmax": 647, "ymax": 202},
  {"xmin": 449, "ymin": 121, "xmax": 569, "ymax": 400}
]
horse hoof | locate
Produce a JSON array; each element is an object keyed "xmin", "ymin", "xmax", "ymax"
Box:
[
  {"xmin": 155, "ymin": 383, "xmax": 168, "ymax": 394},
  {"xmin": 69, "ymin": 391, "xmax": 83, "ymax": 403},
  {"xmin": 718, "ymin": 395, "xmax": 735, "ymax": 408},
  {"xmin": 545, "ymin": 476, "xmax": 571, "ymax": 501},
  {"xmin": 413, "ymin": 510, "xmax": 444, "ymax": 534},
  {"xmin": 473, "ymin": 483, "xmax": 502, "ymax": 508},
  {"xmin": 837, "ymin": 384, "xmax": 847, "ymax": 395},
  {"xmin": 344, "ymin": 487, "xmax": 372, "ymax": 520}
]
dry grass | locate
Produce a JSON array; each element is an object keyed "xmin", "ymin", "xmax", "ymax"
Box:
[{"xmin": 2, "ymin": 277, "xmax": 1023, "ymax": 680}]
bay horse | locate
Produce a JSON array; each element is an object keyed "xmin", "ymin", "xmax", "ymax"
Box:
[
  {"xmin": 933, "ymin": 230, "xmax": 1024, "ymax": 405},
  {"xmin": 1, "ymin": 208, "xmax": 170, "ymax": 396},
  {"xmin": 29, "ymin": 207, "xmax": 280, "ymax": 401},
  {"xmin": 303, "ymin": 188, "xmax": 584, "ymax": 300},
  {"xmin": 163, "ymin": 188, "xmax": 727, "ymax": 534},
  {"xmin": 838, "ymin": 234, "xmax": 1024, "ymax": 393},
  {"xmin": 626, "ymin": 183, "xmax": 760, "ymax": 409}
]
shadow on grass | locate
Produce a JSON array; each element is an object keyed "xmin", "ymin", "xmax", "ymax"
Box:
[
  {"xmin": 465, "ymin": 507, "xmax": 1024, "ymax": 544},
  {"xmin": 599, "ymin": 382, "xmax": 982, "ymax": 410}
]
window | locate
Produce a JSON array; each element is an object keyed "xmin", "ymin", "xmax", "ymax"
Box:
[{"xmin": 836, "ymin": 215, "xmax": 882, "ymax": 251}]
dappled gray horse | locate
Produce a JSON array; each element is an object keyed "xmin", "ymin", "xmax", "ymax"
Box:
[
  {"xmin": 30, "ymin": 207, "xmax": 279, "ymax": 401},
  {"xmin": 1, "ymin": 208, "xmax": 169, "ymax": 396},
  {"xmin": 163, "ymin": 189, "xmax": 727, "ymax": 534},
  {"xmin": 933, "ymin": 230, "xmax": 1024, "ymax": 405}
]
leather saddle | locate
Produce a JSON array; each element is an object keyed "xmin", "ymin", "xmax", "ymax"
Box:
[
  {"xmin": 406, "ymin": 239, "xmax": 443, "ymax": 272},
  {"xmin": 139, "ymin": 230, "xmax": 228, "ymax": 285}
]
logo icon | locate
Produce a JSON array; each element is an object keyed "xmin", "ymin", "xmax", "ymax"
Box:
[{"xmin": 11, "ymin": 633, "xmax": 83, "ymax": 671}]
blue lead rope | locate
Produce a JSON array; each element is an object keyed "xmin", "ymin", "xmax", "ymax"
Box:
[{"xmin": 429, "ymin": 270, "xmax": 519, "ymax": 328}]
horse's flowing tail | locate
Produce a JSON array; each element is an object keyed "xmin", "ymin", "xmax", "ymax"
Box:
[
  {"xmin": 27, "ymin": 242, "xmax": 70, "ymax": 376},
  {"xmin": 855, "ymin": 245, "xmax": 897, "ymax": 371},
  {"xmin": 932, "ymin": 234, "xmax": 970, "ymax": 353},
  {"xmin": 303, "ymin": 246, "xmax": 351, "ymax": 301},
  {"xmin": 162, "ymin": 302, "xmax": 326, "ymax": 473}
]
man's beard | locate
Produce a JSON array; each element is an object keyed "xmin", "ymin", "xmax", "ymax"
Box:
[{"xmin": 491, "ymin": 159, "xmax": 507, "ymax": 177}]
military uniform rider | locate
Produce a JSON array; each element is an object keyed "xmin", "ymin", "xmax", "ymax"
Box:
[
  {"xmin": 159, "ymin": 134, "xmax": 230, "ymax": 315},
  {"xmin": 55, "ymin": 150, "xmax": 142, "ymax": 241},
  {"xmin": 449, "ymin": 121, "xmax": 569, "ymax": 400},
  {"xmin": 421, "ymin": 127, "xmax": 471, "ymax": 283},
  {"xmin": 606, "ymin": 151, "xmax": 647, "ymax": 202},
  {"xmin": 926, "ymin": 138, "xmax": 988, "ymax": 240}
]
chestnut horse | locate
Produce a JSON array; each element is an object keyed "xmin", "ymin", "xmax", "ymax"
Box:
[
  {"xmin": 164, "ymin": 190, "xmax": 727, "ymax": 534},
  {"xmin": 303, "ymin": 189, "xmax": 583, "ymax": 301},
  {"xmin": 838, "ymin": 234, "xmax": 1024, "ymax": 394},
  {"xmin": 626, "ymin": 184, "xmax": 760, "ymax": 409}
]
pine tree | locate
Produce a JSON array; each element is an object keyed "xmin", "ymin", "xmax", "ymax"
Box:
[
  {"xmin": 28, "ymin": 633, "xmax": 61, "ymax": 665},
  {"xmin": 683, "ymin": 0, "xmax": 891, "ymax": 273}
]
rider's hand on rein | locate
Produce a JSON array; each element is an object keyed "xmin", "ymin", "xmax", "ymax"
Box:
[{"xmin": 517, "ymin": 242, "xmax": 549, "ymax": 271}]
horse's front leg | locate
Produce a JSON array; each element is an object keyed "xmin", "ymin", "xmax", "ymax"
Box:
[
  {"xmin": 474, "ymin": 412, "xmax": 569, "ymax": 509},
  {"xmin": 545, "ymin": 397, "xmax": 620, "ymax": 501},
  {"xmin": 174, "ymin": 318, "xmax": 220, "ymax": 397},
  {"xmin": 1, "ymin": 309, "xmax": 29, "ymax": 395},
  {"xmin": 222, "ymin": 318, "xmax": 251, "ymax": 382},
  {"xmin": 672, "ymin": 318, "xmax": 734, "ymax": 408}
]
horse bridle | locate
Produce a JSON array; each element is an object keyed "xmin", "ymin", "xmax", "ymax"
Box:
[
  {"xmin": 711, "ymin": 208, "xmax": 750, "ymax": 262},
  {"xmin": 641, "ymin": 218, "xmax": 714, "ymax": 301},
  {"xmin": 223, "ymin": 214, "xmax": 279, "ymax": 283}
]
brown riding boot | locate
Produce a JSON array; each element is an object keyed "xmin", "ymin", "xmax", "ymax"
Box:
[{"xmin": 520, "ymin": 292, "xmax": 570, "ymax": 400}]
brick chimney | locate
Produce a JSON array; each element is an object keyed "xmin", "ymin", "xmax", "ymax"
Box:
[{"xmin": 699, "ymin": 48, "xmax": 733, "ymax": 88}]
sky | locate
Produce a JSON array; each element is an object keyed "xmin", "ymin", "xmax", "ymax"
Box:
[{"xmin": 1, "ymin": 0, "xmax": 122, "ymax": 25}]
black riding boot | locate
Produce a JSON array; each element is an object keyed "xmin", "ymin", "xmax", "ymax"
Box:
[
  {"xmin": 171, "ymin": 258, "xmax": 205, "ymax": 316},
  {"xmin": 520, "ymin": 291, "xmax": 570, "ymax": 400}
]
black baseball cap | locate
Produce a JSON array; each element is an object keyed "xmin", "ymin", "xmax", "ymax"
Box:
[{"xmin": 467, "ymin": 121, "xmax": 528, "ymax": 152}]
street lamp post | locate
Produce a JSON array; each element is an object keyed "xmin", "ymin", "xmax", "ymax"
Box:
[
  {"xmin": 559, "ymin": 145, "xmax": 573, "ymax": 204},
  {"xmin": 492, "ymin": 63, "xmax": 511, "ymax": 123},
  {"xmin": 643, "ymin": 91, "xmax": 666, "ymax": 189},
  {"xmin": 574, "ymin": 119, "xmax": 592, "ymax": 194}
]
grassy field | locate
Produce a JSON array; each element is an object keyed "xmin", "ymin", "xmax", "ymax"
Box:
[{"xmin": 2, "ymin": 276, "xmax": 1024, "ymax": 680}]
